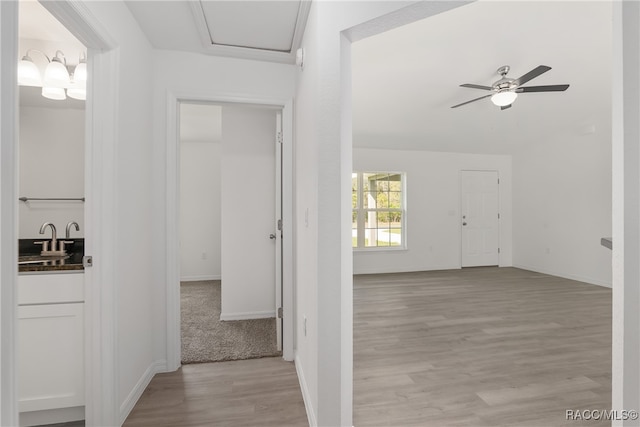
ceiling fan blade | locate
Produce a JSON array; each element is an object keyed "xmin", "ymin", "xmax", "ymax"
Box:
[
  {"xmin": 460, "ymin": 83, "xmax": 493, "ymax": 91},
  {"xmin": 513, "ymin": 65, "xmax": 551, "ymax": 86},
  {"xmin": 451, "ymin": 94, "xmax": 492, "ymax": 109},
  {"xmin": 516, "ymin": 84, "xmax": 570, "ymax": 93},
  {"xmin": 501, "ymin": 104, "xmax": 512, "ymax": 111}
]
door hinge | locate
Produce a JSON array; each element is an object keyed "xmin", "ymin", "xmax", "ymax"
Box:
[
  {"xmin": 83, "ymin": 255, "xmax": 93, "ymax": 268},
  {"xmin": 277, "ymin": 131, "xmax": 283, "ymax": 144},
  {"xmin": 277, "ymin": 219, "xmax": 282, "ymax": 231},
  {"xmin": 277, "ymin": 307, "xmax": 283, "ymax": 318},
  {"xmin": 498, "ymin": 178, "xmax": 500, "ymax": 184},
  {"xmin": 498, "ymin": 213, "xmax": 501, "ymax": 219},
  {"xmin": 498, "ymin": 248, "xmax": 501, "ymax": 254}
]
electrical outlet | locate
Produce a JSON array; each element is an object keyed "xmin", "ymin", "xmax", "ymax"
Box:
[
  {"xmin": 201, "ymin": 252, "xmax": 207, "ymax": 260},
  {"xmin": 305, "ymin": 208, "xmax": 309, "ymax": 228},
  {"xmin": 303, "ymin": 316, "xmax": 307, "ymax": 337}
]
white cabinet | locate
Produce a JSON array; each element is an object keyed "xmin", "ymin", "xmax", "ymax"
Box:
[
  {"xmin": 18, "ymin": 273, "xmax": 84, "ymax": 422},
  {"xmin": 18, "ymin": 303, "xmax": 84, "ymax": 412}
]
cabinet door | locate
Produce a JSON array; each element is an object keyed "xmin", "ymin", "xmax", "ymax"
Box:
[{"xmin": 18, "ymin": 303, "xmax": 84, "ymax": 412}]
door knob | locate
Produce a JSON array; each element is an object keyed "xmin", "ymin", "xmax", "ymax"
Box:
[{"xmin": 269, "ymin": 234, "xmax": 277, "ymax": 240}]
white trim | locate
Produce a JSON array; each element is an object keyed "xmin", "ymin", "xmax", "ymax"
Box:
[
  {"xmin": 353, "ymin": 265, "xmax": 462, "ymax": 276},
  {"xmin": 219, "ymin": 311, "xmax": 276, "ymax": 321},
  {"xmin": 165, "ymin": 93, "xmax": 181, "ymax": 372},
  {"xmin": 294, "ymin": 354, "xmax": 315, "ymax": 427},
  {"xmin": 19, "ymin": 406, "xmax": 84, "ymax": 427},
  {"xmin": 512, "ymin": 264, "xmax": 612, "ymax": 289},
  {"xmin": 0, "ymin": 2, "xmax": 19, "ymax": 425},
  {"xmin": 117, "ymin": 360, "xmax": 165, "ymax": 426},
  {"xmin": 165, "ymin": 91, "xmax": 296, "ymax": 370},
  {"xmin": 38, "ymin": 0, "xmax": 116, "ymax": 50},
  {"xmin": 281, "ymin": 100, "xmax": 294, "ymax": 362},
  {"xmin": 188, "ymin": 1, "xmax": 311, "ymax": 65},
  {"xmin": 611, "ymin": 1, "xmax": 625, "ymax": 420},
  {"xmin": 37, "ymin": 2, "xmax": 120, "ymax": 426},
  {"xmin": 84, "ymin": 46, "xmax": 119, "ymax": 427},
  {"xmin": 180, "ymin": 275, "xmax": 221, "ymax": 282}
]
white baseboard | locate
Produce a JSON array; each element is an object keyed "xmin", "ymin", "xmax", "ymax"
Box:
[
  {"xmin": 180, "ymin": 274, "xmax": 221, "ymax": 282},
  {"xmin": 295, "ymin": 353, "xmax": 316, "ymax": 427},
  {"xmin": 512, "ymin": 264, "xmax": 612, "ymax": 288},
  {"xmin": 219, "ymin": 310, "xmax": 275, "ymax": 321},
  {"xmin": 353, "ymin": 265, "xmax": 461, "ymax": 275},
  {"xmin": 118, "ymin": 360, "xmax": 165, "ymax": 425},
  {"xmin": 20, "ymin": 406, "xmax": 84, "ymax": 427}
]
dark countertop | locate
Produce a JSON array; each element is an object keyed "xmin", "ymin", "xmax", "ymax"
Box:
[{"xmin": 19, "ymin": 238, "xmax": 84, "ymax": 273}]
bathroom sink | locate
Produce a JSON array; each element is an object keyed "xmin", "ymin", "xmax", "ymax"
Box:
[{"xmin": 18, "ymin": 254, "xmax": 70, "ymax": 265}]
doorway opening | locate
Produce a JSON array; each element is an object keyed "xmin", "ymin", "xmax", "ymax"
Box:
[
  {"xmin": 349, "ymin": 1, "xmax": 612, "ymax": 425},
  {"xmin": 178, "ymin": 101, "xmax": 284, "ymax": 364},
  {"xmin": 16, "ymin": 2, "xmax": 88, "ymax": 426}
]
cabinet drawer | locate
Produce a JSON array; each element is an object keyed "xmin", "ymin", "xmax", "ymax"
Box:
[{"xmin": 19, "ymin": 273, "xmax": 84, "ymax": 305}]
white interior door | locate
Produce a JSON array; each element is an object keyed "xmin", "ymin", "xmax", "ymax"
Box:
[
  {"xmin": 460, "ymin": 170, "xmax": 500, "ymax": 267},
  {"xmin": 220, "ymin": 106, "xmax": 279, "ymax": 321}
]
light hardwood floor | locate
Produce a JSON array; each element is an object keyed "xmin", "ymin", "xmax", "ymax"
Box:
[
  {"xmin": 124, "ymin": 267, "xmax": 611, "ymax": 427},
  {"xmin": 123, "ymin": 357, "xmax": 308, "ymax": 427},
  {"xmin": 354, "ymin": 267, "xmax": 612, "ymax": 426}
]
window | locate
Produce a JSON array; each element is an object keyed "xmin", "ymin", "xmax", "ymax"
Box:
[{"xmin": 352, "ymin": 172, "xmax": 405, "ymax": 249}]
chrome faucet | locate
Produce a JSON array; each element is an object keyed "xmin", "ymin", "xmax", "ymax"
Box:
[
  {"xmin": 66, "ymin": 221, "xmax": 80, "ymax": 239},
  {"xmin": 38, "ymin": 222, "xmax": 60, "ymax": 254}
]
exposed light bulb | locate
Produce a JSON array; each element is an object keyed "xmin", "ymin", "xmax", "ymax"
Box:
[{"xmin": 491, "ymin": 91, "xmax": 518, "ymax": 107}]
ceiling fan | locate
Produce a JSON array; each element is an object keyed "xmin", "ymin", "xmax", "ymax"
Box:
[{"xmin": 451, "ymin": 65, "xmax": 569, "ymax": 110}]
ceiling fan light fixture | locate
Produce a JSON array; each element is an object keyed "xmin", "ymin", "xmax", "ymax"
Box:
[{"xmin": 491, "ymin": 91, "xmax": 518, "ymax": 107}]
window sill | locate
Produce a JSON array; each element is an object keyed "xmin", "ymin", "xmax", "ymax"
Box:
[{"xmin": 353, "ymin": 246, "xmax": 407, "ymax": 253}]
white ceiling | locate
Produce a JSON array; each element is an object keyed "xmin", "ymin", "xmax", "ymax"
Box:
[
  {"xmin": 126, "ymin": 0, "xmax": 310, "ymax": 64},
  {"xmin": 352, "ymin": 0, "xmax": 612, "ymax": 154}
]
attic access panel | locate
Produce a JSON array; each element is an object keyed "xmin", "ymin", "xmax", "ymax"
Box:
[{"xmin": 197, "ymin": 0, "xmax": 302, "ymax": 52}]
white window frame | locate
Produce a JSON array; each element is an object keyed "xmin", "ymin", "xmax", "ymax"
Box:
[{"xmin": 352, "ymin": 171, "xmax": 407, "ymax": 251}]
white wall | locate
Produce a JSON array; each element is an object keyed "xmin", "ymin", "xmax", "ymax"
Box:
[
  {"xmin": 80, "ymin": 2, "xmax": 156, "ymax": 424},
  {"xmin": 180, "ymin": 141, "xmax": 221, "ymax": 280},
  {"xmin": 18, "ymin": 105, "xmax": 84, "ymax": 239},
  {"xmin": 294, "ymin": 2, "xmax": 468, "ymax": 425},
  {"xmin": 220, "ymin": 106, "xmax": 277, "ymax": 319},
  {"xmin": 512, "ymin": 121, "xmax": 613, "ymax": 287},
  {"xmin": 179, "ymin": 104, "xmax": 222, "ymax": 282},
  {"xmin": 353, "ymin": 148, "xmax": 512, "ymax": 275}
]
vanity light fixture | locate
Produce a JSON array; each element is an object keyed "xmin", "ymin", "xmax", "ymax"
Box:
[
  {"xmin": 17, "ymin": 49, "xmax": 46, "ymax": 86},
  {"xmin": 17, "ymin": 49, "xmax": 87, "ymax": 101},
  {"xmin": 67, "ymin": 52, "xmax": 87, "ymax": 100}
]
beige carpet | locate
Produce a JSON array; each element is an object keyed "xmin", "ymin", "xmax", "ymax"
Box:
[{"xmin": 181, "ymin": 281, "xmax": 280, "ymax": 364}]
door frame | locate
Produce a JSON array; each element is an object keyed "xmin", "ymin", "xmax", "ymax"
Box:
[
  {"xmin": 459, "ymin": 169, "xmax": 500, "ymax": 268},
  {"xmin": 3, "ymin": 1, "xmax": 119, "ymax": 425},
  {"xmin": 164, "ymin": 92, "xmax": 295, "ymax": 369}
]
